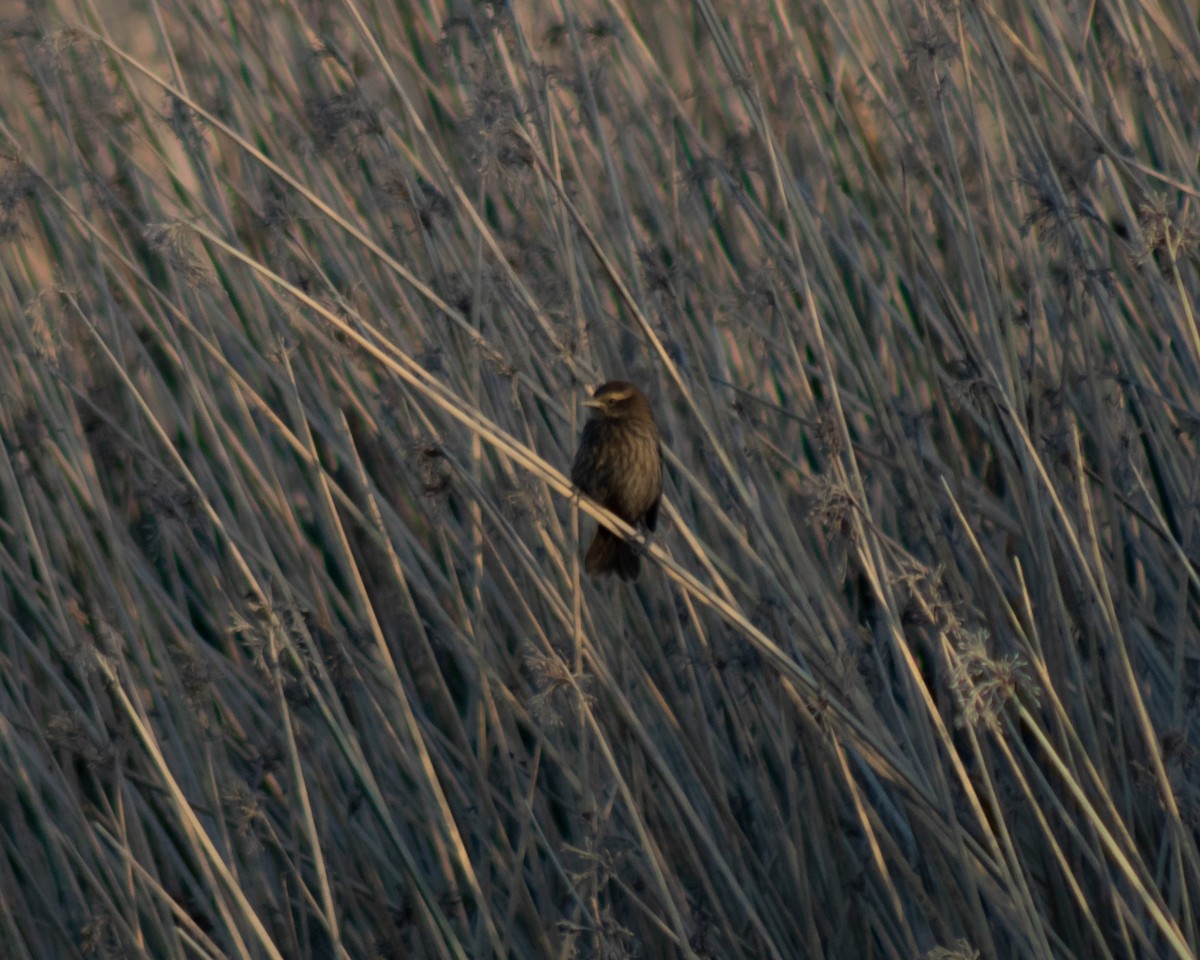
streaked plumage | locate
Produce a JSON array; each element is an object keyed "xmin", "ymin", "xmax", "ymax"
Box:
[{"xmin": 570, "ymin": 381, "xmax": 662, "ymax": 580}]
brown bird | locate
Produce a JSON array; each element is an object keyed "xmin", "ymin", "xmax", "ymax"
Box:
[{"xmin": 571, "ymin": 381, "xmax": 663, "ymax": 580}]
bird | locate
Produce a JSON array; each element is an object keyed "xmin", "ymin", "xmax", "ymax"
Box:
[{"xmin": 570, "ymin": 381, "xmax": 663, "ymax": 580}]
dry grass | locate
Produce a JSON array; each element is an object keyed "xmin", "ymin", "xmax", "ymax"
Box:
[{"xmin": 1, "ymin": 0, "xmax": 1198, "ymax": 956}]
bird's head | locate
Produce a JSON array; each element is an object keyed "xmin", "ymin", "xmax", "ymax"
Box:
[{"xmin": 583, "ymin": 381, "xmax": 653, "ymax": 421}]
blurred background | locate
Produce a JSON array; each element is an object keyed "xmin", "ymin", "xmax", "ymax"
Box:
[{"xmin": 0, "ymin": 0, "xmax": 1198, "ymax": 956}]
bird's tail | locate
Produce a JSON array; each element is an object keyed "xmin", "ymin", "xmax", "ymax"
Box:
[{"xmin": 585, "ymin": 527, "xmax": 640, "ymax": 581}]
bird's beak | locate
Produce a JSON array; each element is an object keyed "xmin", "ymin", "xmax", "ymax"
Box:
[{"xmin": 582, "ymin": 397, "xmax": 605, "ymax": 410}]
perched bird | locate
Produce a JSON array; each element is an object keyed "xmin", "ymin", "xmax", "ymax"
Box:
[{"xmin": 570, "ymin": 381, "xmax": 663, "ymax": 580}]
